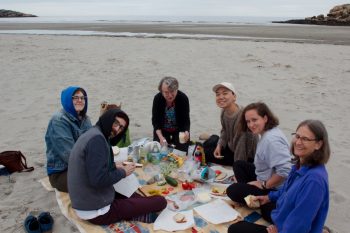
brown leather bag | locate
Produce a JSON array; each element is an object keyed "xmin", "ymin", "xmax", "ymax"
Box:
[{"xmin": 0, "ymin": 151, "xmax": 34, "ymax": 174}]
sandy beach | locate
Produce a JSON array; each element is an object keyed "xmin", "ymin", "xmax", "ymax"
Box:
[{"xmin": 0, "ymin": 23, "xmax": 349, "ymax": 233}]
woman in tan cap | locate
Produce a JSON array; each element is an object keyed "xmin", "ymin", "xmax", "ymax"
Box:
[{"xmin": 203, "ymin": 82, "xmax": 257, "ymax": 166}]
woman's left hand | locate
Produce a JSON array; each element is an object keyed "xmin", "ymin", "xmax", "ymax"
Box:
[
  {"xmin": 266, "ymin": 224, "xmax": 278, "ymax": 233},
  {"xmin": 184, "ymin": 131, "xmax": 190, "ymax": 142},
  {"xmin": 248, "ymin": 180, "xmax": 263, "ymax": 189}
]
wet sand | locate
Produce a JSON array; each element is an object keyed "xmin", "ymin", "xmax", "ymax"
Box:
[{"xmin": 0, "ymin": 22, "xmax": 350, "ymax": 44}]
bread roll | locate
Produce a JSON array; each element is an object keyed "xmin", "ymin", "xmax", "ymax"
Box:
[
  {"xmin": 244, "ymin": 195, "xmax": 260, "ymax": 208},
  {"xmin": 173, "ymin": 213, "xmax": 187, "ymax": 223}
]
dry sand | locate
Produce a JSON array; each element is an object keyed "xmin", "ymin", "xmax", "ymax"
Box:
[{"xmin": 0, "ymin": 26, "xmax": 349, "ymax": 233}]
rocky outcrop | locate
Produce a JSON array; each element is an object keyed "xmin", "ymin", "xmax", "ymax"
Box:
[
  {"xmin": 0, "ymin": 9, "xmax": 37, "ymax": 17},
  {"xmin": 273, "ymin": 4, "xmax": 350, "ymax": 26}
]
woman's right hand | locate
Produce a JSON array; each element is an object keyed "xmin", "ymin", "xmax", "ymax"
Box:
[
  {"xmin": 160, "ymin": 137, "xmax": 167, "ymax": 146},
  {"xmin": 213, "ymin": 145, "xmax": 223, "ymax": 159},
  {"xmin": 255, "ymin": 195, "xmax": 270, "ymax": 205},
  {"xmin": 122, "ymin": 163, "xmax": 136, "ymax": 176}
]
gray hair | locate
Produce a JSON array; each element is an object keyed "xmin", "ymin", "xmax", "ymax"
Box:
[{"xmin": 158, "ymin": 76, "xmax": 179, "ymax": 92}]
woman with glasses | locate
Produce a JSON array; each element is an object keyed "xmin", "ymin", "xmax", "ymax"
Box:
[
  {"xmin": 68, "ymin": 109, "xmax": 167, "ymax": 225},
  {"xmin": 228, "ymin": 119, "xmax": 330, "ymax": 233},
  {"xmin": 226, "ymin": 102, "xmax": 291, "ymax": 221},
  {"xmin": 152, "ymin": 76, "xmax": 190, "ymax": 152},
  {"xmin": 45, "ymin": 86, "xmax": 92, "ymax": 192}
]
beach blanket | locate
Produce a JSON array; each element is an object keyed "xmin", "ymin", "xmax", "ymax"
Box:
[{"xmin": 39, "ymin": 176, "xmax": 268, "ymax": 233}]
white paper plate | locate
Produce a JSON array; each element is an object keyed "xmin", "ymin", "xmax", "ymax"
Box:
[{"xmin": 194, "ymin": 199, "xmax": 239, "ymax": 224}]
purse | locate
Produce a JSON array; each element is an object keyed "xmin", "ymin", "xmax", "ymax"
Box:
[{"xmin": 0, "ymin": 151, "xmax": 34, "ymax": 174}]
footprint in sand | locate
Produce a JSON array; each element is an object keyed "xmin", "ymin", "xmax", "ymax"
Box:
[
  {"xmin": 330, "ymin": 191, "xmax": 346, "ymax": 204},
  {"xmin": 146, "ymin": 60, "xmax": 159, "ymax": 66},
  {"xmin": 341, "ymin": 159, "xmax": 350, "ymax": 166},
  {"xmin": 242, "ymin": 58, "xmax": 263, "ymax": 63}
]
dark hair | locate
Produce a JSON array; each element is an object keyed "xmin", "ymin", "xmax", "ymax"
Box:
[
  {"xmin": 291, "ymin": 119, "xmax": 330, "ymax": 166},
  {"xmin": 158, "ymin": 76, "xmax": 179, "ymax": 92},
  {"xmin": 96, "ymin": 109, "xmax": 129, "ymax": 140},
  {"xmin": 239, "ymin": 102, "xmax": 279, "ymax": 133}
]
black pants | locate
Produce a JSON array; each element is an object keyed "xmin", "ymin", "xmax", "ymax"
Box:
[
  {"xmin": 49, "ymin": 170, "xmax": 68, "ymax": 193},
  {"xmin": 203, "ymin": 135, "xmax": 234, "ymax": 166},
  {"xmin": 228, "ymin": 202, "xmax": 275, "ymax": 232},
  {"xmin": 233, "ymin": 160, "xmax": 257, "ymax": 183},
  {"xmin": 228, "ymin": 221, "xmax": 268, "ymax": 233},
  {"xmin": 227, "ymin": 183, "xmax": 271, "ymax": 204}
]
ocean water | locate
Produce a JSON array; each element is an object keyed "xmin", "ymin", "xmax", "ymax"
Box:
[
  {"xmin": 0, "ymin": 15, "xmax": 294, "ymax": 25},
  {"xmin": 0, "ymin": 15, "xmax": 298, "ymax": 39}
]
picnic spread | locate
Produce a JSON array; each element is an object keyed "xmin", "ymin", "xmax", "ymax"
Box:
[{"xmin": 111, "ymin": 138, "xmax": 270, "ymax": 232}]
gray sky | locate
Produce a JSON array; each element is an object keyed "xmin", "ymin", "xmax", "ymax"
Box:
[{"xmin": 1, "ymin": 0, "xmax": 347, "ymax": 17}]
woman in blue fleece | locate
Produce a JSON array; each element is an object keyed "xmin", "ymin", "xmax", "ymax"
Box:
[
  {"xmin": 227, "ymin": 102, "xmax": 291, "ymax": 215},
  {"xmin": 228, "ymin": 119, "xmax": 330, "ymax": 233},
  {"xmin": 45, "ymin": 86, "xmax": 92, "ymax": 192},
  {"xmin": 68, "ymin": 109, "xmax": 167, "ymax": 224}
]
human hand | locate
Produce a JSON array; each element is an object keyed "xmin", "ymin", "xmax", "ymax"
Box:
[
  {"xmin": 266, "ymin": 224, "xmax": 278, "ymax": 233},
  {"xmin": 248, "ymin": 180, "xmax": 263, "ymax": 189},
  {"xmin": 160, "ymin": 138, "xmax": 167, "ymax": 147},
  {"xmin": 122, "ymin": 163, "xmax": 136, "ymax": 176},
  {"xmin": 254, "ymin": 195, "xmax": 270, "ymax": 205},
  {"xmin": 213, "ymin": 145, "xmax": 223, "ymax": 159},
  {"xmin": 115, "ymin": 161, "xmax": 124, "ymax": 169},
  {"xmin": 184, "ymin": 131, "xmax": 190, "ymax": 142}
]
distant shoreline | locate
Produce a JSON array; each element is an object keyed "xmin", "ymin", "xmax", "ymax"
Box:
[
  {"xmin": 273, "ymin": 19, "xmax": 350, "ymax": 26},
  {"xmin": 0, "ymin": 22, "xmax": 350, "ymax": 45},
  {"xmin": 0, "ymin": 9, "xmax": 37, "ymax": 18}
]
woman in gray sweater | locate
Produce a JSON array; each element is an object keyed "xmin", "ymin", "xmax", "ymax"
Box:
[{"xmin": 226, "ymin": 102, "xmax": 291, "ymax": 222}]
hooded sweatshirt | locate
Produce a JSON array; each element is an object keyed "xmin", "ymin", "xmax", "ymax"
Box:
[
  {"xmin": 68, "ymin": 109, "xmax": 129, "ymax": 210},
  {"xmin": 45, "ymin": 86, "xmax": 92, "ymax": 175}
]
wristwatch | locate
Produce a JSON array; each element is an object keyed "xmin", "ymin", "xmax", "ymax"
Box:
[{"xmin": 262, "ymin": 181, "xmax": 267, "ymax": 190}]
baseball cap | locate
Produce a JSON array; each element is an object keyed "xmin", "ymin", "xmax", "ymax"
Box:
[{"xmin": 212, "ymin": 82, "xmax": 236, "ymax": 94}]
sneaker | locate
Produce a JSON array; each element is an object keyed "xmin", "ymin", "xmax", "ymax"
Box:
[
  {"xmin": 24, "ymin": 215, "xmax": 41, "ymax": 233},
  {"xmin": 38, "ymin": 212, "xmax": 54, "ymax": 233}
]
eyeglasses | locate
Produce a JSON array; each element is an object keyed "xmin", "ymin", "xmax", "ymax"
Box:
[
  {"xmin": 113, "ymin": 120, "xmax": 126, "ymax": 131},
  {"xmin": 291, "ymin": 133, "xmax": 318, "ymax": 143},
  {"xmin": 162, "ymin": 89, "xmax": 177, "ymax": 96},
  {"xmin": 72, "ymin": 96, "xmax": 87, "ymax": 101}
]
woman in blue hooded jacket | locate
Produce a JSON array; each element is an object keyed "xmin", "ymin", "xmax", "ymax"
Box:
[{"xmin": 45, "ymin": 86, "xmax": 92, "ymax": 192}]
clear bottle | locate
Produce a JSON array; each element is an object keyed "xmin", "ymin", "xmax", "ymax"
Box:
[{"xmin": 160, "ymin": 141, "xmax": 168, "ymax": 158}]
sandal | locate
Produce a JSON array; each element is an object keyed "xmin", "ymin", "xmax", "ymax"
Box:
[
  {"xmin": 38, "ymin": 212, "xmax": 54, "ymax": 233},
  {"xmin": 24, "ymin": 215, "xmax": 41, "ymax": 233}
]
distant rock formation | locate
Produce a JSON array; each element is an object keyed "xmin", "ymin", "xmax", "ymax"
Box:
[
  {"xmin": 273, "ymin": 4, "xmax": 350, "ymax": 26},
  {"xmin": 0, "ymin": 9, "xmax": 37, "ymax": 18}
]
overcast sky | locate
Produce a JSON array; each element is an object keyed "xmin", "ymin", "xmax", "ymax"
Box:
[{"xmin": 1, "ymin": 0, "xmax": 346, "ymax": 17}]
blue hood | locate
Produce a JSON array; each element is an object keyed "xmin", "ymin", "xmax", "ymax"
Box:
[{"xmin": 60, "ymin": 86, "xmax": 88, "ymax": 119}]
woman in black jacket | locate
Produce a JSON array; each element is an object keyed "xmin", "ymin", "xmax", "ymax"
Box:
[{"xmin": 152, "ymin": 76, "xmax": 190, "ymax": 152}]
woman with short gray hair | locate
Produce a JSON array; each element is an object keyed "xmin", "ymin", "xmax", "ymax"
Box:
[{"xmin": 152, "ymin": 76, "xmax": 190, "ymax": 152}]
